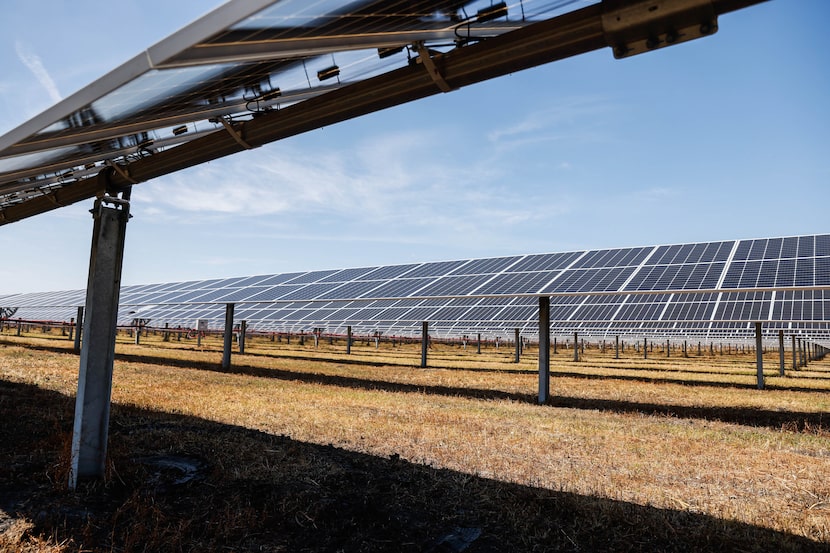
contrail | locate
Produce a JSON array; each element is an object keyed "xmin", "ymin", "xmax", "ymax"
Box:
[{"xmin": 15, "ymin": 41, "xmax": 62, "ymax": 103}]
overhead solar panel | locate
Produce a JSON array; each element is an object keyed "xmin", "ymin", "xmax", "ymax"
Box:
[{"xmin": 5, "ymin": 0, "xmax": 620, "ymax": 222}]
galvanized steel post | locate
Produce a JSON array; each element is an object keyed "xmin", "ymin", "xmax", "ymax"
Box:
[
  {"xmin": 222, "ymin": 303, "xmax": 235, "ymax": 369},
  {"xmin": 778, "ymin": 330, "xmax": 785, "ymax": 376},
  {"xmin": 69, "ymin": 193, "xmax": 131, "ymax": 489},
  {"xmin": 73, "ymin": 306, "xmax": 83, "ymax": 353},
  {"xmin": 514, "ymin": 328, "xmax": 521, "ymax": 363},
  {"xmin": 538, "ymin": 297, "xmax": 550, "ymax": 404},
  {"xmin": 421, "ymin": 321, "xmax": 429, "ymax": 368},
  {"xmin": 755, "ymin": 322, "xmax": 764, "ymax": 390}
]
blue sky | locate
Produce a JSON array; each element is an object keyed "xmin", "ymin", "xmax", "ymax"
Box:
[{"xmin": 0, "ymin": 0, "xmax": 828, "ymax": 294}]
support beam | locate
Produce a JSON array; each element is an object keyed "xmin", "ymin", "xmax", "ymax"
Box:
[
  {"xmin": 346, "ymin": 325, "xmax": 352, "ymax": 354},
  {"xmin": 421, "ymin": 322, "xmax": 429, "ymax": 368},
  {"xmin": 538, "ymin": 297, "xmax": 551, "ymax": 404},
  {"xmin": 755, "ymin": 322, "xmax": 764, "ymax": 390},
  {"xmin": 477, "ymin": 332, "xmax": 481, "ymax": 354},
  {"xmin": 644, "ymin": 337, "xmax": 648, "ymax": 360},
  {"xmin": 69, "ymin": 192, "xmax": 131, "ymax": 489},
  {"xmin": 222, "ymin": 303, "xmax": 235, "ymax": 370},
  {"xmin": 615, "ymin": 335, "xmax": 619, "ymax": 359}
]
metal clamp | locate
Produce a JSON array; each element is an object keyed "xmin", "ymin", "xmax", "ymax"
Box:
[
  {"xmin": 602, "ymin": 0, "xmax": 718, "ymax": 59},
  {"xmin": 218, "ymin": 117, "xmax": 254, "ymax": 150},
  {"xmin": 414, "ymin": 42, "xmax": 454, "ymax": 93}
]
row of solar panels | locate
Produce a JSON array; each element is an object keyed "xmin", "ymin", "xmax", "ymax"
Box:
[
  {"xmin": 5, "ymin": 298, "xmax": 828, "ymax": 342},
  {"xmin": 3, "ymin": 236, "xmax": 830, "ymax": 312},
  {"xmin": 1, "ymin": 235, "xmax": 828, "ymax": 342}
]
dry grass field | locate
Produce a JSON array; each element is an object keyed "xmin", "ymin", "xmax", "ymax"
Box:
[{"xmin": 0, "ymin": 327, "xmax": 828, "ymax": 552}]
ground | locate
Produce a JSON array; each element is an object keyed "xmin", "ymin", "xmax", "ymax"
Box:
[{"xmin": 0, "ymin": 332, "xmax": 828, "ymax": 552}]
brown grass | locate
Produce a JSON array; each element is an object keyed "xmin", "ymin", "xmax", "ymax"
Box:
[{"xmin": 0, "ymin": 328, "xmax": 828, "ymax": 552}]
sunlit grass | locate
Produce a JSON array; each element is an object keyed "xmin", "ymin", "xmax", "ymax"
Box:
[{"xmin": 1, "ymin": 328, "xmax": 828, "ymax": 548}]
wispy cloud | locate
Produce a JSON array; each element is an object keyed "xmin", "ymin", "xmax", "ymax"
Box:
[
  {"xmin": 130, "ymin": 126, "xmax": 579, "ymax": 255},
  {"xmin": 486, "ymin": 96, "xmax": 614, "ymax": 149},
  {"xmin": 136, "ymin": 129, "xmax": 500, "ymax": 221},
  {"xmin": 15, "ymin": 41, "xmax": 61, "ymax": 103}
]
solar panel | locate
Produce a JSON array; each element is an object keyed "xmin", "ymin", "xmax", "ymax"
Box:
[
  {"xmin": 3, "ymin": 0, "xmax": 607, "ymax": 221},
  {"xmin": 3, "ymin": 235, "xmax": 829, "ymax": 341}
]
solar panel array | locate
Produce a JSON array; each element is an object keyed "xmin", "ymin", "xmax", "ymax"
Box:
[
  {"xmin": 3, "ymin": 235, "xmax": 829, "ymax": 342},
  {"xmin": 0, "ymin": 0, "xmax": 588, "ymax": 214}
]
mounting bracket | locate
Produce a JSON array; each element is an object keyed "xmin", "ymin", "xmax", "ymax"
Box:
[
  {"xmin": 602, "ymin": 0, "xmax": 718, "ymax": 59},
  {"xmin": 218, "ymin": 117, "xmax": 254, "ymax": 150},
  {"xmin": 414, "ymin": 42, "xmax": 454, "ymax": 93}
]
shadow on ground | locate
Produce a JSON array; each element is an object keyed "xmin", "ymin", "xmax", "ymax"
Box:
[
  {"xmin": 115, "ymin": 349, "xmax": 830, "ymax": 433},
  {"xmin": 1, "ymin": 338, "xmax": 825, "ymax": 433},
  {"xmin": 1, "ymin": 379, "xmax": 825, "ymax": 552}
]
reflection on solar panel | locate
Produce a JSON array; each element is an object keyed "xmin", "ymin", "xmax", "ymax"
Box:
[{"xmin": 3, "ymin": 235, "xmax": 829, "ymax": 341}]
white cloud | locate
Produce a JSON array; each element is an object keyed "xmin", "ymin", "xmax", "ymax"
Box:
[
  {"xmin": 486, "ymin": 96, "xmax": 614, "ymax": 148},
  {"xmin": 127, "ymin": 126, "xmax": 580, "ymax": 256},
  {"xmin": 135, "ymin": 129, "xmax": 501, "ymax": 221},
  {"xmin": 14, "ymin": 41, "xmax": 61, "ymax": 103}
]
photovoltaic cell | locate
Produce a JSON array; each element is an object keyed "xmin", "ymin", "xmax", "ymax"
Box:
[
  {"xmin": 507, "ymin": 251, "xmax": 583, "ymax": 272},
  {"xmin": 318, "ymin": 266, "xmax": 377, "ymax": 283},
  {"xmin": 400, "ymin": 260, "xmax": 467, "ymax": 279},
  {"xmin": 449, "ymin": 256, "xmax": 522, "ymax": 275},
  {"xmin": 282, "ymin": 270, "xmax": 339, "ymax": 285},
  {"xmin": 356, "ymin": 264, "xmax": 420, "ymax": 281},
  {"xmin": 360, "ymin": 277, "xmax": 436, "ymax": 298}
]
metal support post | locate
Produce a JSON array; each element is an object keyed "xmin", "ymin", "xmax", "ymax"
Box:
[
  {"xmin": 347, "ymin": 326, "xmax": 352, "ymax": 354},
  {"xmin": 615, "ymin": 335, "xmax": 619, "ymax": 359},
  {"xmin": 69, "ymin": 192, "xmax": 131, "ymax": 489},
  {"xmin": 421, "ymin": 321, "xmax": 429, "ymax": 368},
  {"xmin": 477, "ymin": 333, "xmax": 481, "ymax": 354},
  {"xmin": 73, "ymin": 306, "xmax": 83, "ymax": 353},
  {"xmin": 222, "ymin": 303, "xmax": 235, "ymax": 369},
  {"xmin": 573, "ymin": 332, "xmax": 579, "ymax": 362},
  {"xmin": 644, "ymin": 338, "xmax": 648, "ymax": 360},
  {"xmin": 514, "ymin": 328, "xmax": 521, "ymax": 363},
  {"xmin": 778, "ymin": 330, "xmax": 785, "ymax": 376},
  {"xmin": 239, "ymin": 320, "xmax": 247, "ymax": 354},
  {"xmin": 793, "ymin": 338, "xmax": 804, "ymax": 368},
  {"xmin": 538, "ymin": 297, "xmax": 550, "ymax": 404},
  {"xmin": 755, "ymin": 322, "xmax": 764, "ymax": 390}
]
